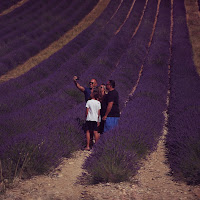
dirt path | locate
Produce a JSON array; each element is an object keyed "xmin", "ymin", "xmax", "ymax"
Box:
[
  {"xmin": 2, "ymin": 151, "xmax": 90, "ymax": 200},
  {"xmin": 132, "ymin": 130, "xmax": 199, "ymax": 200}
]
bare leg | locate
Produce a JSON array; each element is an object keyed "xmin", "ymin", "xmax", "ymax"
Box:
[
  {"xmin": 90, "ymin": 130, "xmax": 94, "ymax": 146},
  {"xmin": 85, "ymin": 130, "xmax": 91, "ymax": 150},
  {"xmin": 94, "ymin": 131, "xmax": 100, "ymax": 144}
]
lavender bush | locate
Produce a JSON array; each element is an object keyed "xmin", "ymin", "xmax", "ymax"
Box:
[
  {"xmin": 0, "ymin": 132, "xmax": 63, "ymax": 181},
  {"xmin": 0, "ymin": 0, "xmax": 122, "ymax": 104},
  {"xmin": 0, "ymin": 0, "xmax": 120, "ymax": 94},
  {"xmin": 0, "ymin": 0, "xmax": 132, "ymax": 119},
  {"xmin": 0, "ymin": 0, "xmax": 59, "ymax": 35},
  {"xmin": 0, "ymin": 0, "xmax": 99, "ymax": 75},
  {"xmin": 0, "ymin": 0, "xmax": 144, "ymax": 136},
  {"xmin": 0, "ymin": 111, "xmax": 84, "ymax": 182},
  {"xmin": 7, "ymin": 0, "xmax": 89, "ymax": 45},
  {"xmin": 0, "ymin": 0, "xmax": 126, "ymax": 183},
  {"xmin": 83, "ymin": 131, "xmax": 139, "ymax": 183},
  {"xmin": 0, "ymin": 0, "xmax": 147, "ymax": 135},
  {"xmin": 165, "ymin": 0, "xmax": 200, "ymax": 185},
  {"xmin": 83, "ymin": 0, "xmax": 171, "ymax": 183},
  {"xmin": 0, "ymin": 0, "xmax": 21, "ymax": 13},
  {"xmin": 78, "ymin": 0, "xmax": 147, "ymax": 86},
  {"xmin": 110, "ymin": 0, "xmax": 158, "ymax": 107},
  {"xmin": 0, "ymin": 0, "xmax": 74, "ymax": 38}
]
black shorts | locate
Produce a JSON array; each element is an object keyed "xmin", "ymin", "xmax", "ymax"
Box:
[{"xmin": 85, "ymin": 121, "xmax": 98, "ymax": 131}]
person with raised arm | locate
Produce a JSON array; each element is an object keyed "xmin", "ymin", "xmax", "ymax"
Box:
[
  {"xmin": 73, "ymin": 76, "xmax": 98, "ymax": 148},
  {"xmin": 73, "ymin": 76, "xmax": 98, "ymax": 102}
]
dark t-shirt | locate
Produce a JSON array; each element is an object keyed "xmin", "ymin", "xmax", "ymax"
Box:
[
  {"xmin": 107, "ymin": 89, "xmax": 120, "ymax": 117},
  {"xmin": 100, "ymin": 94, "xmax": 108, "ymax": 117},
  {"xmin": 84, "ymin": 87, "xmax": 91, "ymax": 102}
]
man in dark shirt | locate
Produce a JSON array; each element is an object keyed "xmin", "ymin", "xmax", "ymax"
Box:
[
  {"xmin": 73, "ymin": 76, "xmax": 98, "ymax": 102},
  {"xmin": 102, "ymin": 80, "xmax": 120, "ymax": 132}
]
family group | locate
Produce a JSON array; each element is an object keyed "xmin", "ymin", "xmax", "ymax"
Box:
[{"xmin": 73, "ymin": 76, "xmax": 120, "ymax": 151}]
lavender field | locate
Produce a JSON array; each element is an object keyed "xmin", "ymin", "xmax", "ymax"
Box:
[
  {"xmin": 0, "ymin": 0, "xmax": 21, "ymax": 13},
  {"xmin": 0, "ymin": 0, "xmax": 199, "ymax": 187}
]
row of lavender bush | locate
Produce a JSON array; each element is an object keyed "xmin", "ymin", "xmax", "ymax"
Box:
[
  {"xmin": 0, "ymin": 106, "xmax": 85, "ymax": 182},
  {"xmin": 36, "ymin": 0, "xmax": 150, "ymax": 135},
  {"xmin": 83, "ymin": 0, "xmax": 171, "ymax": 183},
  {"xmin": 1, "ymin": 0, "xmax": 198, "ymax": 186},
  {"xmin": 0, "ymin": 0, "xmax": 62, "ymax": 49},
  {"xmin": 0, "ymin": 0, "xmax": 132, "ymax": 115},
  {"xmin": 0, "ymin": 2, "xmax": 74, "ymax": 57},
  {"xmin": 0, "ymin": 0, "xmax": 121, "ymax": 95},
  {"xmin": 0, "ymin": 0, "xmax": 99, "ymax": 75},
  {"xmin": 0, "ymin": 0, "xmax": 159, "ymax": 183},
  {"xmin": 0, "ymin": 0, "xmax": 21, "ymax": 13},
  {"xmin": 0, "ymin": 0, "xmax": 136, "ymax": 182},
  {"xmin": 0, "ymin": 0, "xmax": 140, "ymax": 145},
  {"xmin": 165, "ymin": 0, "xmax": 200, "ymax": 185},
  {"xmin": 73, "ymin": 0, "xmax": 148, "ymax": 93},
  {"xmin": 0, "ymin": 0, "xmax": 65, "ymax": 35},
  {"xmin": 0, "ymin": 0, "xmax": 83, "ymax": 50},
  {"xmin": 0, "ymin": 0, "xmax": 46, "ymax": 25}
]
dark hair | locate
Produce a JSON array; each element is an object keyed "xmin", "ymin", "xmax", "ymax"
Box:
[
  {"xmin": 109, "ymin": 80, "xmax": 115, "ymax": 88},
  {"xmin": 92, "ymin": 88, "xmax": 99, "ymax": 100}
]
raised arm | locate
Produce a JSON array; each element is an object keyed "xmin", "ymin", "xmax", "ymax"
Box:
[{"xmin": 73, "ymin": 76, "xmax": 85, "ymax": 92}]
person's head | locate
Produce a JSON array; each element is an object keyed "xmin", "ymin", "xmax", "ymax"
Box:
[
  {"xmin": 91, "ymin": 88, "xmax": 99, "ymax": 100},
  {"xmin": 89, "ymin": 78, "xmax": 98, "ymax": 89},
  {"xmin": 106, "ymin": 80, "xmax": 115, "ymax": 91},
  {"xmin": 98, "ymin": 84, "xmax": 107, "ymax": 101},
  {"xmin": 99, "ymin": 83, "xmax": 106, "ymax": 94}
]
